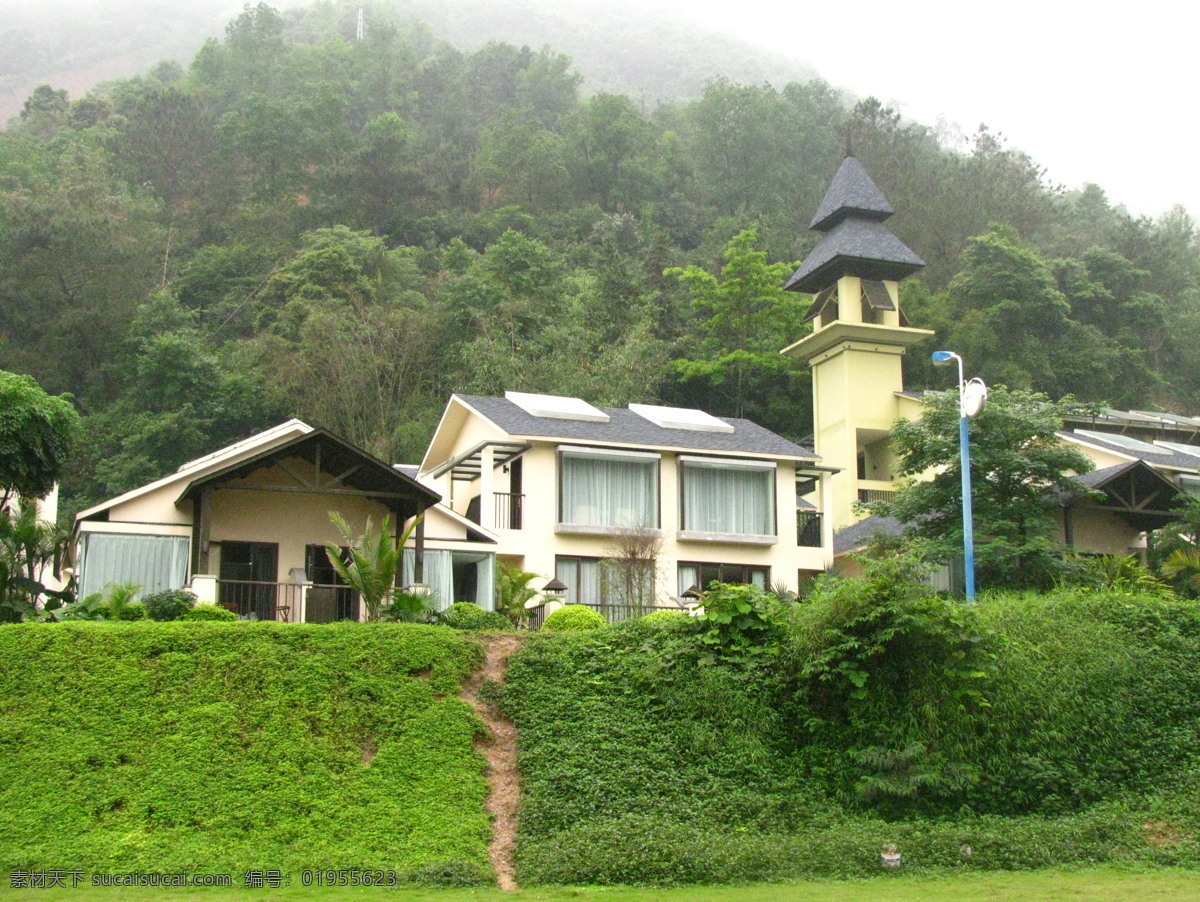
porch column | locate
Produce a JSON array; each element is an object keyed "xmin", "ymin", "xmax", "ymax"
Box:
[
  {"xmin": 191, "ymin": 489, "xmax": 213, "ymax": 576},
  {"xmin": 820, "ymin": 471, "xmax": 835, "ymax": 569},
  {"xmin": 479, "ymin": 444, "xmax": 495, "ymax": 530},
  {"xmin": 414, "ymin": 515, "xmax": 425, "ymax": 583}
]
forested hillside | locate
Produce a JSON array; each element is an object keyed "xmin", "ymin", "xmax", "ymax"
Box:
[{"xmin": 2, "ymin": 1, "xmax": 1198, "ymax": 520}]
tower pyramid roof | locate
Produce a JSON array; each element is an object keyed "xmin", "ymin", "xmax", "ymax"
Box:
[{"xmin": 785, "ymin": 156, "xmax": 925, "ymax": 294}]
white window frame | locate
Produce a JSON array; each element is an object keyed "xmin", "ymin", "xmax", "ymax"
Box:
[
  {"xmin": 677, "ymin": 455, "xmax": 777, "ymax": 545},
  {"xmin": 556, "ymin": 446, "xmax": 661, "ymax": 535}
]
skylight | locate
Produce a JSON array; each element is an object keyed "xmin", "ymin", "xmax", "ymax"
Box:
[
  {"xmin": 1154, "ymin": 441, "xmax": 1200, "ymax": 462},
  {"xmin": 629, "ymin": 403, "xmax": 735, "ymax": 433},
  {"xmin": 1075, "ymin": 430, "xmax": 1165, "ymax": 455},
  {"xmin": 505, "ymin": 391, "xmax": 610, "ymax": 422}
]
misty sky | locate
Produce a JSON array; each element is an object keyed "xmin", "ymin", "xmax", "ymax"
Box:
[{"xmin": 672, "ymin": 0, "xmax": 1191, "ymax": 220}]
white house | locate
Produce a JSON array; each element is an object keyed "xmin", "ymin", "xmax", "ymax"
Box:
[{"xmin": 416, "ymin": 392, "xmax": 835, "ymax": 606}]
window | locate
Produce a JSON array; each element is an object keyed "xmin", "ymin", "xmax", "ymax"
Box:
[
  {"xmin": 402, "ymin": 550, "xmax": 496, "ymax": 611},
  {"xmin": 555, "ymin": 556, "xmax": 603, "ymax": 606},
  {"xmin": 679, "ymin": 456, "xmax": 775, "ymax": 540},
  {"xmin": 78, "ymin": 533, "xmax": 189, "ymax": 598},
  {"xmin": 678, "ymin": 562, "xmax": 769, "ymax": 596},
  {"xmin": 558, "ymin": 447, "xmax": 659, "ymax": 531}
]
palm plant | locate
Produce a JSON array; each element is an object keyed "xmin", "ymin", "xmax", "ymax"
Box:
[
  {"xmin": 0, "ymin": 502, "xmax": 70, "ymax": 621},
  {"xmin": 325, "ymin": 512, "xmax": 421, "ymax": 622},
  {"xmin": 1162, "ymin": 547, "xmax": 1200, "ymax": 598},
  {"xmin": 495, "ymin": 561, "xmax": 540, "ymax": 626}
]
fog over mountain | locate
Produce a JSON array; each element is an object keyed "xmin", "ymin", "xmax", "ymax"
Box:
[{"xmin": 3, "ymin": 0, "xmax": 1192, "ymax": 218}]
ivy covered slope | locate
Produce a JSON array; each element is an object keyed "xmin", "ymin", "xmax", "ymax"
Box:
[
  {"xmin": 0, "ymin": 622, "xmax": 490, "ymax": 882},
  {"xmin": 501, "ymin": 575, "xmax": 1200, "ymax": 885}
]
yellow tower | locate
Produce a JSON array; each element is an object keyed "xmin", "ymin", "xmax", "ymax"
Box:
[{"xmin": 781, "ymin": 156, "xmax": 932, "ymax": 530}]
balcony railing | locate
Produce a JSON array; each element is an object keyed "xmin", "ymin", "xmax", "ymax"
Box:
[
  {"xmin": 857, "ymin": 488, "xmax": 897, "ymax": 504},
  {"xmin": 797, "ymin": 511, "xmax": 823, "ymax": 547},
  {"xmin": 216, "ymin": 581, "xmax": 358, "ymax": 623},
  {"xmin": 494, "ymin": 492, "xmax": 524, "ymax": 529}
]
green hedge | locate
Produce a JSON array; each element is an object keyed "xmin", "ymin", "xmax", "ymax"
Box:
[
  {"xmin": 0, "ymin": 622, "xmax": 491, "ymax": 881},
  {"xmin": 503, "ymin": 589, "xmax": 1200, "ymax": 885}
]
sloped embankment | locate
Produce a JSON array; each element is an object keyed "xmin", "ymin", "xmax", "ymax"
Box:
[
  {"xmin": 0, "ymin": 621, "xmax": 493, "ymax": 882},
  {"xmin": 460, "ymin": 635, "xmax": 525, "ymax": 891}
]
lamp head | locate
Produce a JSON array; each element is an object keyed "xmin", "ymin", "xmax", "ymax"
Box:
[{"xmin": 931, "ymin": 350, "xmax": 956, "ymax": 366}]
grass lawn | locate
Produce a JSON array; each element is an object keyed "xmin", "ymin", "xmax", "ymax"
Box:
[{"xmin": 3, "ymin": 868, "xmax": 1200, "ymax": 901}]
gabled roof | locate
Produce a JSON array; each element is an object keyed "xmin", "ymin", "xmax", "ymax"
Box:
[
  {"xmin": 178, "ymin": 428, "xmax": 441, "ymax": 509},
  {"xmin": 833, "ymin": 514, "xmax": 904, "ymax": 554},
  {"xmin": 440, "ymin": 394, "xmax": 821, "ymax": 462},
  {"xmin": 1059, "ymin": 430, "xmax": 1200, "ymax": 472},
  {"xmin": 1063, "ymin": 459, "xmax": 1188, "ymax": 532},
  {"xmin": 76, "ymin": 419, "xmax": 314, "ymax": 522},
  {"xmin": 809, "ymin": 156, "xmax": 895, "ymax": 231},
  {"xmin": 784, "ymin": 217, "xmax": 926, "ymax": 294}
]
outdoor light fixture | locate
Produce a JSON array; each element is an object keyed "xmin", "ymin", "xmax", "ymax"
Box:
[
  {"xmin": 542, "ymin": 578, "xmax": 568, "ymax": 597},
  {"xmin": 931, "ymin": 351, "xmax": 987, "ymax": 601}
]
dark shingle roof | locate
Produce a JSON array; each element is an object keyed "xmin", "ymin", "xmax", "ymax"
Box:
[
  {"xmin": 833, "ymin": 515, "xmax": 904, "ymax": 554},
  {"xmin": 1060, "ymin": 430, "xmax": 1200, "ymax": 471},
  {"xmin": 456, "ymin": 395, "xmax": 819, "ymax": 460},
  {"xmin": 785, "ymin": 218, "xmax": 926, "ymax": 294},
  {"xmin": 809, "ymin": 156, "xmax": 894, "ymax": 231}
]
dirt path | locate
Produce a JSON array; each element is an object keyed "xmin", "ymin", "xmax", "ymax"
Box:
[{"xmin": 461, "ymin": 635, "xmax": 524, "ymax": 892}]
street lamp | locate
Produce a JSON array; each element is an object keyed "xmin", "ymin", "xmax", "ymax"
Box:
[{"xmin": 931, "ymin": 351, "xmax": 987, "ymax": 600}]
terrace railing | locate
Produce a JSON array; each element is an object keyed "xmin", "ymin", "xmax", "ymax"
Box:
[{"xmin": 216, "ymin": 581, "xmax": 358, "ymax": 623}]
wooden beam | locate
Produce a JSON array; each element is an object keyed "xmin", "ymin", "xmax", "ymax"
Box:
[
  {"xmin": 214, "ymin": 484, "xmax": 419, "ymax": 500},
  {"xmin": 273, "ymin": 457, "xmax": 314, "ymax": 489}
]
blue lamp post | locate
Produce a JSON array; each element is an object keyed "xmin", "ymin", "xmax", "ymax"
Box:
[{"xmin": 931, "ymin": 351, "xmax": 987, "ymax": 601}]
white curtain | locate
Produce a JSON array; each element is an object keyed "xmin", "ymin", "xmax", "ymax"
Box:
[
  {"xmin": 560, "ymin": 451, "xmax": 657, "ymax": 528},
  {"xmin": 681, "ymin": 460, "xmax": 773, "ymax": 536},
  {"xmin": 677, "ymin": 563, "xmax": 699, "ymax": 597},
  {"xmin": 474, "ymin": 556, "xmax": 495, "ymax": 610},
  {"xmin": 401, "ymin": 549, "xmax": 453, "ymax": 611},
  {"xmin": 79, "ymin": 534, "xmax": 190, "ymax": 598}
]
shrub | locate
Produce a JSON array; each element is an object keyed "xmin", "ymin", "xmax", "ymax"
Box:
[
  {"xmin": 91, "ymin": 582, "xmax": 142, "ymax": 621},
  {"xmin": 115, "ymin": 601, "xmax": 146, "ymax": 621},
  {"xmin": 440, "ymin": 602, "xmax": 511, "ymax": 631},
  {"xmin": 542, "ymin": 604, "xmax": 605, "ymax": 632},
  {"xmin": 183, "ymin": 603, "xmax": 237, "ymax": 621},
  {"xmin": 640, "ymin": 609, "xmax": 688, "ymax": 625},
  {"xmin": 140, "ymin": 588, "xmax": 198, "ymax": 621},
  {"xmin": 379, "ymin": 590, "xmax": 438, "ymax": 623}
]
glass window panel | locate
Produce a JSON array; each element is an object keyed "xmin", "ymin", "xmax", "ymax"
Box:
[
  {"xmin": 681, "ymin": 463, "xmax": 773, "ymax": 536},
  {"xmin": 79, "ymin": 533, "xmax": 189, "ymax": 598},
  {"xmin": 678, "ymin": 564, "xmax": 698, "ymax": 597},
  {"xmin": 556, "ymin": 557, "xmax": 602, "ymax": 605},
  {"xmin": 560, "ymin": 454, "xmax": 657, "ymax": 528}
]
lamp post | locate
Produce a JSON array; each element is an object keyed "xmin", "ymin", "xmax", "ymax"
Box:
[{"xmin": 931, "ymin": 351, "xmax": 987, "ymax": 601}]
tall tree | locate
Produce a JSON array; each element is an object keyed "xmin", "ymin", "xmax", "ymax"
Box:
[
  {"xmin": 867, "ymin": 386, "xmax": 1093, "ymax": 590},
  {"xmin": 665, "ymin": 229, "xmax": 810, "ymax": 436},
  {"xmin": 0, "ymin": 370, "xmax": 80, "ymax": 507}
]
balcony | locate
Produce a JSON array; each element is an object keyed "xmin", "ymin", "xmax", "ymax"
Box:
[
  {"xmin": 797, "ymin": 511, "xmax": 823, "ymax": 547},
  {"xmin": 857, "ymin": 480, "xmax": 897, "ymax": 505},
  {"xmin": 494, "ymin": 492, "xmax": 524, "ymax": 529}
]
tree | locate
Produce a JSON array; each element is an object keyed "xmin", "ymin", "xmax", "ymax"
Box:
[
  {"xmin": 866, "ymin": 386, "xmax": 1094, "ymax": 590},
  {"xmin": 665, "ymin": 229, "xmax": 811, "ymax": 435},
  {"xmin": 0, "ymin": 370, "xmax": 80, "ymax": 508},
  {"xmin": 325, "ymin": 512, "xmax": 419, "ymax": 622}
]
